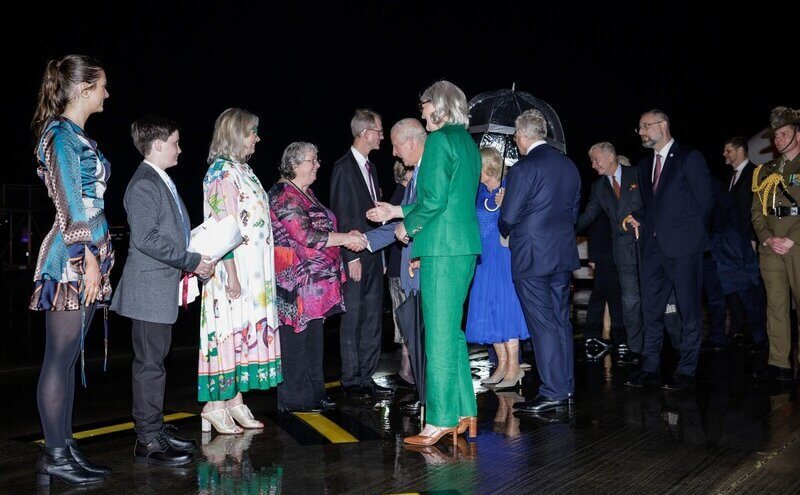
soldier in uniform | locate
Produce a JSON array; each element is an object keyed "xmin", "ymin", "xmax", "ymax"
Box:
[{"xmin": 751, "ymin": 106, "xmax": 800, "ymax": 383}]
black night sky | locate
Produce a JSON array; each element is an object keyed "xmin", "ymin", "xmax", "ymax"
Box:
[{"xmin": 8, "ymin": 2, "xmax": 797, "ymax": 227}]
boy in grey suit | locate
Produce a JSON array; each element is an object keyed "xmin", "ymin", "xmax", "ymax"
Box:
[{"xmin": 110, "ymin": 115, "xmax": 214, "ymax": 466}]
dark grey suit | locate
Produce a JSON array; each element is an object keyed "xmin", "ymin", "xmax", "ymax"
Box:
[
  {"xmin": 110, "ymin": 163, "xmax": 200, "ymax": 442},
  {"xmin": 576, "ymin": 165, "xmax": 644, "ymax": 353}
]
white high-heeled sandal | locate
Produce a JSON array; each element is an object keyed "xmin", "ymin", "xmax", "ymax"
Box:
[
  {"xmin": 226, "ymin": 403, "xmax": 264, "ymax": 429},
  {"xmin": 200, "ymin": 408, "xmax": 243, "ymax": 434}
]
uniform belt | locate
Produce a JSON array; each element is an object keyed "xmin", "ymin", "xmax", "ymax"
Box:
[{"xmin": 768, "ymin": 206, "xmax": 800, "ymax": 217}]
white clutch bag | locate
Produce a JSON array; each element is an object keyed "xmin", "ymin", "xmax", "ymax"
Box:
[{"xmin": 188, "ymin": 215, "xmax": 243, "ymax": 261}]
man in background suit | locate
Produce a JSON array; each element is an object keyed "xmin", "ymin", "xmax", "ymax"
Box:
[
  {"xmin": 330, "ymin": 109, "xmax": 393, "ymax": 398},
  {"xmin": 624, "ymin": 109, "xmax": 713, "ymax": 392},
  {"xmin": 111, "ymin": 116, "xmax": 214, "ymax": 466},
  {"xmin": 500, "ymin": 109, "xmax": 581, "ymax": 413},
  {"xmin": 575, "ymin": 142, "xmax": 644, "ymax": 365}
]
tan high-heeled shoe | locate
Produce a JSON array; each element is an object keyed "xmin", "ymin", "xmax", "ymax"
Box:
[
  {"xmin": 201, "ymin": 408, "xmax": 243, "ymax": 434},
  {"xmin": 226, "ymin": 403, "xmax": 264, "ymax": 429},
  {"xmin": 456, "ymin": 416, "xmax": 478, "ymax": 438},
  {"xmin": 403, "ymin": 425, "xmax": 458, "ymax": 446},
  {"xmin": 492, "ymin": 370, "xmax": 525, "ymax": 390}
]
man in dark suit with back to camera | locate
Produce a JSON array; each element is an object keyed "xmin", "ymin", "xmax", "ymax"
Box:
[
  {"xmin": 623, "ymin": 109, "xmax": 713, "ymax": 392},
  {"xmin": 111, "ymin": 115, "xmax": 215, "ymax": 466},
  {"xmin": 500, "ymin": 109, "xmax": 581, "ymax": 414}
]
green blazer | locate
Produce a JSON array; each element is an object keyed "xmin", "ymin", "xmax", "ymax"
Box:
[{"xmin": 402, "ymin": 124, "xmax": 482, "ymax": 257}]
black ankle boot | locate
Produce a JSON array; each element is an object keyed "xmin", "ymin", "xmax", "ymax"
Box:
[
  {"xmin": 66, "ymin": 439, "xmax": 111, "ymax": 475},
  {"xmin": 35, "ymin": 446, "xmax": 106, "ymax": 486}
]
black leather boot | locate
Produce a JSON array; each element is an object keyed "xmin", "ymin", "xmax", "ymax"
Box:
[
  {"xmin": 66, "ymin": 438, "xmax": 111, "ymax": 475},
  {"xmin": 35, "ymin": 446, "xmax": 105, "ymax": 486}
]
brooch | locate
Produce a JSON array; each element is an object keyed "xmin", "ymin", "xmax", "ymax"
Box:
[{"xmin": 629, "ymin": 183, "xmax": 638, "ymax": 191}]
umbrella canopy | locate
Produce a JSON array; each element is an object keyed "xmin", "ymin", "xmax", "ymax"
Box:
[
  {"xmin": 468, "ymin": 88, "xmax": 567, "ymax": 167},
  {"xmin": 394, "ymin": 290, "xmax": 425, "ymax": 405}
]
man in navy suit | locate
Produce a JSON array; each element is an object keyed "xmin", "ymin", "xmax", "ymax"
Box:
[
  {"xmin": 624, "ymin": 110, "xmax": 713, "ymax": 391},
  {"xmin": 499, "ymin": 109, "xmax": 581, "ymax": 413}
]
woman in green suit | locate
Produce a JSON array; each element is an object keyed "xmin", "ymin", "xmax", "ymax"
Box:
[{"xmin": 368, "ymin": 81, "xmax": 481, "ymax": 445}]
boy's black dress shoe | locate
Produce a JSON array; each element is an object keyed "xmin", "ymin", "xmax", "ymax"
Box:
[
  {"xmin": 134, "ymin": 434, "xmax": 194, "ymax": 467},
  {"xmin": 160, "ymin": 424, "xmax": 196, "ymax": 451}
]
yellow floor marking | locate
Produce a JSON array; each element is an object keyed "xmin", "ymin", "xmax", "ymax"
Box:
[
  {"xmin": 293, "ymin": 412, "xmax": 358, "ymax": 443},
  {"xmin": 34, "ymin": 412, "xmax": 196, "ymax": 445}
]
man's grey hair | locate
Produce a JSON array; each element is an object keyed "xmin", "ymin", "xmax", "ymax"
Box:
[
  {"xmin": 641, "ymin": 108, "xmax": 670, "ymax": 129},
  {"xmin": 350, "ymin": 108, "xmax": 381, "ymax": 138},
  {"xmin": 391, "ymin": 118, "xmax": 427, "ymax": 143},
  {"xmin": 515, "ymin": 109, "xmax": 548, "ymax": 140},
  {"xmin": 588, "ymin": 142, "xmax": 617, "ymax": 157}
]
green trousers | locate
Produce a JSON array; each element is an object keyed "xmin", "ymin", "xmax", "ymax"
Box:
[{"xmin": 420, "ymin": 255, "xmax": 477, "ymax": 427}]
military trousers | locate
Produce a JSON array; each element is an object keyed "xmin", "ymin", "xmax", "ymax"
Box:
[{"xmin": 760, "ymin": 247, "xmax": 800, "ymax": 369}]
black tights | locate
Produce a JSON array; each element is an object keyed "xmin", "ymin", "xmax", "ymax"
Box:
[{"xmin": 37, "ymin": 306, "xmax": 95, "ymax": 448}]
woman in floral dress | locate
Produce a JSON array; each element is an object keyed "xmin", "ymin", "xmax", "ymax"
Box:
[{"xmin": 199, "ymin": 108, "xmax": 281, "ymax": 434}]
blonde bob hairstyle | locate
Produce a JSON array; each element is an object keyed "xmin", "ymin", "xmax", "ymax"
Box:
[
  {"xmin": 420, "ymin": 80, "xmax": 469, "ymax": 128},
  {"xmin": 480, "ymin": 147, "xmax": 503, "ymax": 180},
  {"xmin": 208, "ymin": 108, "xmax": 259, "ymax": 164}
]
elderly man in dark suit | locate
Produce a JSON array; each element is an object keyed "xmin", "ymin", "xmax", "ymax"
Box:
[
  {"xmin": 500, "ymin": 109, "xmax": 581, "ymax": 413},
  {"xmin": 330, "ymin": 109, "xmax": 393, "ymax": 398},
  {"xmin": 111, "ymin": 116, "xmax": 214, "ymax": 466},
  {"xmin": 576, "ymin": 142, "xmax": 644, "ymax": 365},
  {"xmin": 624, "ymin": 110, "xmax": 713, "ymax": 392}
]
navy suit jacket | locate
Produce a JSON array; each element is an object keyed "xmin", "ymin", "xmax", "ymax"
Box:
[
  {"xmin": 365, "ymin": 170, "xmax": 419, "ymax": 292},
  {"xmin": 635, "ymin": 141, "xmax": 713, "ymax": 258},
  {"xmin": 499, "ymin": 144, "xmax": 581, "ymax": 279},
  {"xmin": 575, "ymin": 165, "xmax": 643, "ymax": 266}
]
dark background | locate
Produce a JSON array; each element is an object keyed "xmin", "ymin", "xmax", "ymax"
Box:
[{"xmin": 7, "ymin": 2, "xmax": 798, "ymax": 227}]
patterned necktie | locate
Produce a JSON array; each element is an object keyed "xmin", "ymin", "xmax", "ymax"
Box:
[
  {"xmin": 365, "ymin": 160, "xmax": 377, "ymax": 201},
  {"xmin": 612, "ymin": 175, "xmax": 621, "ymax": 199},
  {"xmin": 652, "ymin": 153, "xmax": 663, "ymax": 191}
]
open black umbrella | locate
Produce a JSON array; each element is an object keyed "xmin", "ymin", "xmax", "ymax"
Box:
[
  {"xmin": 394, "ymin": 290, "xmax": 426, "ymax": 411},
  {"xmin": 468, "ymin": 86, "xmax": 567, "ymax": 182}
]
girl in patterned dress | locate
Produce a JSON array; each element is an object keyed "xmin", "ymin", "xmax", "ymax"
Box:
[
  {"xmin": 198, "ymin": 108, "xmax": 282, "ymax": 434},
  {"xmin": 31, "ymin": 55, "xmax": 114, "ymax": 486}
]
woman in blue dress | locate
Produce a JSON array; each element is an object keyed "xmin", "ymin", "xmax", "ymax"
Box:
[{"xmin": 466, "ymin": 147, "xmax": 529, "ymax": 389}]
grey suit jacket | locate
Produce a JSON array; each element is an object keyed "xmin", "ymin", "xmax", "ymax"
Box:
[
  {"xmin": 575, "ymin": 165, "xmax": 643, "ymax": 266},
  {"xmin": 110, "ymin": 163, "xmax": 201, "ymax": 324}
]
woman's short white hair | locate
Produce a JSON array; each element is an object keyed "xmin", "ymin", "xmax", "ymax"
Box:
[
  {"xmin": 420, "ymin": 80, "xmax": 469, "ymax": 128},
  {"xmin": 515, "ymin": 109, "xmax": 548, "ymax": 140}
]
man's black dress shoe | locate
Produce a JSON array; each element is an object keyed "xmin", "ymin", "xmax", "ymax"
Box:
[
  {"xmin": 160, "ymin": 424, "xmax": 196, "ymax": 451},
  {"xmin": 394, "ymin": 375, "xmax": 416, "ymax": 389},
  {"xmin": 754, "ymin": 364, "xmax": 797, "ymax": 383},
  {"xmin": 134, "ymin": 434, "xmax": 194, "ymax": 467},
  {"xmin": 65, "ymin": 438, "xmax": 111, "ymax": 475},
  {"xmin": 617, "ymin": 352, "xmax": 641, "ymax": 366},
  {"xmin": 700, "ymin": 341, "xmax": 725, "ymax": 353},
  {"xmin": 342, "ymin": 385, "xmax": 369, "ymax": 398},
  {"xmin": 368, "ymin": 382, "xmax": 396, "ymax": 397},
  {"xmin": 662, "ymin": 373, "xmax": 695, "ymax": 392},
  {"xmin": 514, "ymin": 395, "xmax": 569, "ymax": 413},
  {"xmin": 624, "ymin": 370, "xmax": 661, "ymax": 388}
]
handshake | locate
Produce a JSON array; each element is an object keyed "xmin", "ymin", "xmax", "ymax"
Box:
[
  {"xmin": 343, "ymin": 230, "xmax": 368, "ymax": 252},
  {"xmin": 194, "ymin": 255, "xmax": 217, "ymax": 279}
]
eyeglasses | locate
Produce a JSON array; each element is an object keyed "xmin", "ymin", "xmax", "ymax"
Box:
[
  {"xmin": 301, "ymin": 157, "xmax": 321, "ymax": 165},
  {"xmin": 419, "ymin": 99, "xmax": 431, "ymax": 111},
  {"xmin": 635, "ymin": 121, "xmax": 664, "ymax": 133},
  {"xmin": 365, "ymin": 128, "xmax": 384, "ymax": 136}
]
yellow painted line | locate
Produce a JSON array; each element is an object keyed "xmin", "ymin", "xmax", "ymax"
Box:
[
  {"xmin": 293, "ymin": 412, "xmax": 358, "ymax": 443},
  {"xmin": 324, "ymin": 380, "xmax": 341, "ymax": 389},
  {"xmin": 33, "ymin": 412, "xmax": 196, "ymax": 445}
]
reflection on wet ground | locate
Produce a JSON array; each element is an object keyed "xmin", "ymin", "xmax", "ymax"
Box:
[{"xmin": 1, "ymin": 266, "xmax": 799, "ymax": 494}]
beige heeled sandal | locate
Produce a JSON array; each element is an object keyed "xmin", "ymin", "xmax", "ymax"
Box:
[
  {"xmin": 226, "ymin": 403, "xmax": 264, "ymax": 429},
  {"xmin": 201, "ymin": 408, "xmax": 244, "ymax": 434}
]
